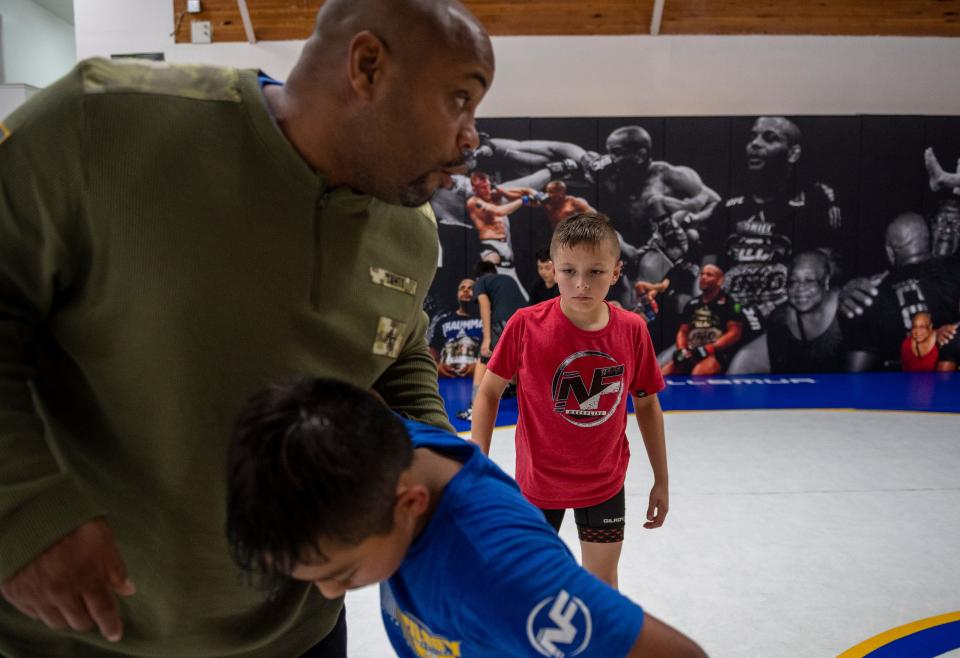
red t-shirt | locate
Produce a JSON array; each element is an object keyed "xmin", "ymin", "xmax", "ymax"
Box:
[
  {"xmin": 487, "ymin": 298, "xmax": 665, "ymax": 508},
  {"xmin": 900, "ymin": 337, "xmax": 939, "ymax": 372}
]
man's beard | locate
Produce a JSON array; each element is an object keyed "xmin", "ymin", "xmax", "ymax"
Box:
[{"xmin": 399, "ymin": 172, "xmax": 433, "ymax": 207}]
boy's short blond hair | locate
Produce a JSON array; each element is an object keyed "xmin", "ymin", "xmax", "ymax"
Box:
[{"xmin": 550, "ymin": 212, "xmax": 621, "ymax": 261}]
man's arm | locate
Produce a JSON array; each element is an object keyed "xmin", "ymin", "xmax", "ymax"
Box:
[
  {"xmin": 374, "ymin": 310, "xmax": 454, "ymax": 432},
  {"xmin": 675, "ymin": 323, "xmax": 691, "ymax": 352},
  {"xmin": 713, "ymin": 319, "xmax": 744, "ymax": 353},
  {"xmin": 489, "ymin": 138, "xmax": 589, "ymax": 167},
  {"xmin": 493, "ymin": 186, "xmax": 539, "ymax": 202},
  {"xmin": 633, "ymin": 394, "xmax": 668, "ymax": 529},
  {"xmin": 0, "ymin": 64, "xmax": 135, "ymax": 642},
  {"xmin": 478, "ymin": 196, "xmax": 525, "ymax": 217},
  {"xmin": 659, "ymin": 166, "xmax": 720, "ymax": 223},
  {"xmin": 574, "ymin": 196, "xmax": 597, "ymax": 214},
  {"xmin": 627, "ymin": 613, "xmax": 708, "ymax": 657}
]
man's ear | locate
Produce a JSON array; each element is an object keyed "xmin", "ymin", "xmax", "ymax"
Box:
[
  {"xmin": 346, "ymin": 31, "xmax": 388, "ymax": 100},
  {"xmin": 787, "ymin": 144, "xmax": 802, "ymax": 165}
]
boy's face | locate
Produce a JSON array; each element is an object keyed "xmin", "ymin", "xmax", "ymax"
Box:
[
  {"xmin": 553, "ymin": 242, "xmax": 621, "ymax": 312},
  {"xmin": 537, "ymin": 259, "xmax": 555, "ymax": 285},
  {"xmin": 287, "ymin": 482, "xmax": 426, "ymax": 599},
  {"xmin": 288, "ymin": 526, "xmax": 411, "ymax": 600}
]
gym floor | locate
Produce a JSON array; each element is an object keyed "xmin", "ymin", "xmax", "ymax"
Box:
[{"xmin": 346, "ymin": 373, "xmax": 960, "ymax": 657}]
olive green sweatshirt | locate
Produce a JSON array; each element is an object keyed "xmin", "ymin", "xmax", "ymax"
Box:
[{"xmin": 0, "ymin": 58, "xmax": 452, "ymax": 657}]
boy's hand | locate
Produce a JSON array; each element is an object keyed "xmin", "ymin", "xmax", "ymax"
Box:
[
  {"xmin": 480, "ymin": 340, "xmax": 492, "ymax": 358},
  {"xmin": 644, "ymin": 482, "xmax": 669, "ymax": 529}
]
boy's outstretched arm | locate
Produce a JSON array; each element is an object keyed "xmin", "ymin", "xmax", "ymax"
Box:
[
  {"xmin": 627, "ymin": 612, "xmax": 708, "ymax": 657},
  {"xmin": 633, "ymin": 393, "xmax": 669, "ymax": 529},
  {"xmin": 470, "ymin": 370, "xmax": 509, "ymax": 455}
]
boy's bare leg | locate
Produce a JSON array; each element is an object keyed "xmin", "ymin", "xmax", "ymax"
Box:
[{"xmin": 580, "ymin": 540, "xmax": 624, "ymax": 589}]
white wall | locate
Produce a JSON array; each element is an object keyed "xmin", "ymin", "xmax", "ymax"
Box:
[
  {"xmin": 0, "ymin": 82, "xmax": 37, "ymax": 118},
  {"xmin": 0, "ymin": 0, "xmax": 75, "ymax": 87},
  {"xmin": 73, "ymin": 0, "xmax": 960, "ymax": 117}
]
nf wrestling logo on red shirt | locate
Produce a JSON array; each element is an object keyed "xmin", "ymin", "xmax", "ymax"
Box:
[{"xmin": 552, "ymin": 351, "xmax": 625, "ymax": 427}]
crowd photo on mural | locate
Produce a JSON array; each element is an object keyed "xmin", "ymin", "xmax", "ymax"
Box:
[{"xmin": 424, "ymin": 115, "xmax": 960, "ymax": 377}]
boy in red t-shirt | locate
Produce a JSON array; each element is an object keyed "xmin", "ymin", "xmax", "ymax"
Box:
[{"xmin": 471, "ymin": 212, "xmax": 668, "ymax": 589}]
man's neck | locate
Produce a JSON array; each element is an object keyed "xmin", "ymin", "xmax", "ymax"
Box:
[
  {"xmin": 748, "ymin": 170, "xmax": 791, "ymax": 201},
  {"xmin": 897, "ymin": 253, "xmax": 931, "ymax": 267},
  {"xmin": 262, "ymin": 84, "xmax": 339, "ymax": 179},
  {"xmin": 701, "ymin": 287, "xmax": 721, "ymax": 304}
]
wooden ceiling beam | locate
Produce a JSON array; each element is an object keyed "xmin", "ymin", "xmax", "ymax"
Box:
[
  {"xmin": 171, "ymin": 0, "xmax": 960, "ymax": 43},
  {"xmin": 235, "ymin": 0, "xmax": 256, "ymax": 44}
]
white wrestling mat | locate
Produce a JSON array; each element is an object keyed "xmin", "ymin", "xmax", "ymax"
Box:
[{"xmin": 346, "ymin": 410, "xmax": 960, "ymax": 657}]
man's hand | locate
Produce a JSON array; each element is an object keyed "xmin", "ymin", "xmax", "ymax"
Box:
[
  {"xmin": 436, "ymin": 361, "xmax": 459, "ymax": 378},
  {"xmin": 1, "ymin": 518, "xmax": 135, "ymax": 643},
  {"xmin": 839, "ymin": 272, "xmax": 887, "ymax": 319},
  {"xmin": 635, "ymin": 278, "xmax": 670, "ymax": 300},
  {"xmin": 938, "ymin": 323, "xmax": 958, "ymax": 347},
  {"xmin": 644, "ymin": 482, "xmax": 669, "ymax": 529}
]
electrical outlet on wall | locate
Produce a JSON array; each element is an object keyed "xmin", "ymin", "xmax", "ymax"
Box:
[
  {"xmin": 187, "ymin": 0, "xmax": 202, "ymax": 12},
  {"xmin": 190, "ymin": 20, "xmax": 212, "ymax": 44}
]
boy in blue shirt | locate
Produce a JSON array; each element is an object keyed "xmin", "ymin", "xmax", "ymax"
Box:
[{"xmin": 226, "ymin": 377, "xmax": 706, "ymax": 658}]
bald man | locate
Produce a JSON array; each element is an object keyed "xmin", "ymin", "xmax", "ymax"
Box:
[
  {"xmin": 0, "ymin": 1, "xmax": 493, "ymax": 656},
  {"xmin": 662, "ymin": 265, "xmax": 744, "ymax": 376},
  {"xmin": 541, "ymin": 180, "xmax": 596, "ymax": 229},
  {"xmin": 846, "ymin": 213, "xmax": 960, "ymax": 371},
  {"xmin": 705, "ymin": 117, "xmax": 844, "ymax": 320},
  {"xmin": 600, "ymin": 126, "xmax": 720, "ymax": 300}
]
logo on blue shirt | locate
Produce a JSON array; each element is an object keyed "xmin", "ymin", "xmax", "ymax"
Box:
[{"xmin": 526, "ymin": 589, "xmax": 593, "ymax": 657}]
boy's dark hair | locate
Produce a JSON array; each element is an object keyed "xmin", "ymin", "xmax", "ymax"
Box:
[
  {"xmin": 474, "ymin": 260, "xmax": 497, "ymax": 277},
  {"xmin": 550, "ymin": 212, "xmax": 620, "ymax": 260},
  {"xmin": 535, "ymin": 248, "xmax": 552, "ymax": 263},
  {"xmin": 226, "ymin": 377, "xmax": 413, "ymax": 585}
]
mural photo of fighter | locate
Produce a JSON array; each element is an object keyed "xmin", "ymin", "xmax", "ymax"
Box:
[
  {"xmin": 661, "ymin": 265, "xmax": 745, "ymax": 376},
  {"xmin": 466, "ymin": 170, "xmax": 542, "ymax": 300},
  {"xmin": 425, "ymin": 118, "xmax": 602, "ymax": 330},
  {"xmin": 424, "ymin": 114, "xmax": 960, "ymax": 376},
  {"xmin": 595, "ymin": 122, "xmax": 721, "ymax": 313},
  {"xmin": 704, "ymin": 117, "xmax": 845, "ymax": 326},
  {"xmin": 844, "ymin": 212, "xmax": 960, "ymax": 371}
]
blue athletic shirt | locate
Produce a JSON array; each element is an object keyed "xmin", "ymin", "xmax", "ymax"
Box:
[{"xmin": 381, "ymin": 419, "xmax": 645, "ymax": 658}]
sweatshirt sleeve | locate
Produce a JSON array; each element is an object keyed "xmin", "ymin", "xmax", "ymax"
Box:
[
  {"xmin": 0, "ymin": 64, "xmax": 103, "ymax": 581},
  {"xmin": 374, "ymin": 310, "xmax": 455, "ymax": 432}
]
